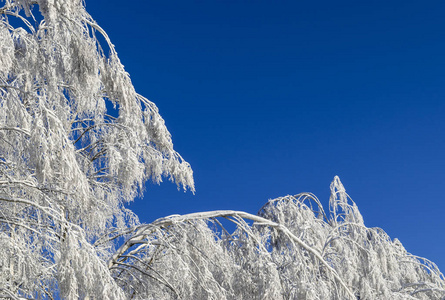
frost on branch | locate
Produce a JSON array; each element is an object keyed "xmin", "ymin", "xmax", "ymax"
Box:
[
  {"xmin": 0, "ymin": 0, "xmax": 193, "ymax": 298},
  {"xmin": 110, "ymin": 176, "xmax": 445, "ymax": 300}
]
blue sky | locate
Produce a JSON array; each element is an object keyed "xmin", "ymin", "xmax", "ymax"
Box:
[{"xmin": 86, "ymin": 1, "xmax": 445, "ymax": 271}]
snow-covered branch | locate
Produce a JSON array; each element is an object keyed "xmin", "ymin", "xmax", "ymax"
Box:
[{"xmin": 108, "ymin": 177, "xmax": 445, "ymax": 299}]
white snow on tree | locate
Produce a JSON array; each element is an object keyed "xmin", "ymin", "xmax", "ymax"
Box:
[
  {"xmin": 0, "ymin": 0, "xmax": 193, "ymax": 298},
  {"xmin": 109, "ymin": 177, "xmax": 445, "ymax": 299},
  {"xmin": 0, "ymin": 1, "xmax": 444, "ymax": 300}
]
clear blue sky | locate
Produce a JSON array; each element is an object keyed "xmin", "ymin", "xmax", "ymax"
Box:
[{"xmin": 86, "ymin": 1, "xmax": 445, "ymax": 271}]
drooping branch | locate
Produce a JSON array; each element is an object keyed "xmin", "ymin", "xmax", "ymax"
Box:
[
  {"xmin": 110, "ymin": 210, "xmax": 356, "ymax": 299},
  {"xmin": 110, "ymin": 177, "xmax": 445, "ymax": 300}
]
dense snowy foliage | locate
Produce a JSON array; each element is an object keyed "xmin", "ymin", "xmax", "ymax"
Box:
[
  {"xmin": 0, "ymin": 0, "xmax": 193, "ymax": 298},
  {"xmin": 109, "ymin": 177, "xmax": 445, "ymax": 300},
  {"xmin": 1, "ymin": 1, "xmax": 444, "ymax": 300}
]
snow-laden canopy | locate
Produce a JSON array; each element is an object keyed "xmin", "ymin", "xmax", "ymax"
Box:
[
  {"xmin": 0, "ymin": 0, "xmax": 193, "ymax": 298},
  {"xmin": 107, "ymin": 176, "xmax": 445, "ymax": 300},
  {"xmin": 1, "ymin": 1, "xmax": 444, "ymax": 300}
]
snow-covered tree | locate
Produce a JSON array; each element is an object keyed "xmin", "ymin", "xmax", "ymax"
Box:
[
  {"xmin": 0, "ymin": 0, "xmax": 193, "ymax": 298},
  {"xmin": 1, "ymin": 1, "xmax": 444, "ymax": 300},
  {"xmin": 109, "ymin": 176, "xmax": 445, "ymax": 300}
]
